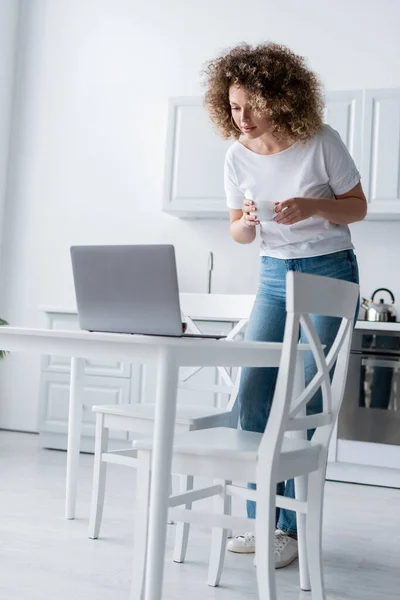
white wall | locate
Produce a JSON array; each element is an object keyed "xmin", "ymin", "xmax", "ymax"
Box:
[
  {"xmin": 1, "ymin": 0, "xmax": 400, "ymax": 431},
  {"xmin": 0, "ymin": 0, "xmax": 19, "ymax": 258}
]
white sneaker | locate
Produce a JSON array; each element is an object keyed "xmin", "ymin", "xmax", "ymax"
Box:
[
  {"xmin": 253, "ymin": 530, "xmax": 298, "ymax": 569},
  {"xmin": 227, "ymin": 532, "xmax": 256, "ymax": 554}
]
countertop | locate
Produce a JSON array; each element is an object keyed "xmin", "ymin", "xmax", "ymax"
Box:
[
  {"xmin": 354, "ymin": 320, "xmax": 400, "ymax": 332},
  {"xmin": 39, "ymin": 306, "xmax": 400, "ymax": 332}
]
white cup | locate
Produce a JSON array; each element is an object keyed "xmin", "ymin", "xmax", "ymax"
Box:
[{"xmin": 253, "ymin": 200, "xmax": 276, "ymax": 222}]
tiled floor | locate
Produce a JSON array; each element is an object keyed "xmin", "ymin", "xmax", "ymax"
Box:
[{"xmin": 1, "ymin": 430, "xmax": 399, "ymax": 599}]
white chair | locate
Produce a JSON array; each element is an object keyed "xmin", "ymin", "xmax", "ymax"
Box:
[
  {"xmin": 88, "ymin": 292, "xmax": 254, "ymax": 563},
  {"xmin": 132, "ymin": 272, "xmax": 359, "ymax": 600}
]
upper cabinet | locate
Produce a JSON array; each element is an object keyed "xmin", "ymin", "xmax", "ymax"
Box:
[
  {"xmin": 163, "ymin": 90, "xmax": 400, "ymax": 219},
  {"xmin": 162, "ymin": 97, "xmax": 232, "ymax": 218},
  {"xmin": 324, "ymin": 90, "xmax": 363, "ymax": 169},
  {"xmin": 361, "ymin": 89, "xmax": 400, "ymax": 218}
]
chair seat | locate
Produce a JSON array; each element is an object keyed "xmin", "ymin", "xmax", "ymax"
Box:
[
  {"xmin": 133, "ymin": 426, "xmax": 321, "ymax": 464},
  {"xmin": 92, "ymin": 402, "xmax": 232, "ymax": 426}
]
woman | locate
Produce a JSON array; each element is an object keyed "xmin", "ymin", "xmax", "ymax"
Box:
[{"xmin": 203, "ymin": 42, "xmax": 366, "ymax": 569}]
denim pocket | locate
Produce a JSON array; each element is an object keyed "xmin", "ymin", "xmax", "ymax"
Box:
[
  {"xmin": 345, "ymin": 250, "xmax": 359, "ymax": 284},
  {"xmin": 299, "ymin": 250, "xmax": 359, "ymax": 285}
]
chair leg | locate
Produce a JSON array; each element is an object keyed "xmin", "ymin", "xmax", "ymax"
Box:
[
  {"xmin": 305, "ymin": 468, "xmax": 326, "ymax": 600},
  {"xmin": 295, "ymin": 474, "xmax": 311, "ymax": 591},
  {"xmin": 207, "ymin": 480, "xmax": 230, "ymax": 587},
  {"xmin": 255, "ymin": 482, "xmax": 277, "ymax": 600},
  {"xmin": 173, "ymin": 474, "xmax": 194, "ymax": 563},
  {"xmin": 225, "ymin": 480, "xmax": 233, "ymax": 539},
  {"xmin": 88, "ymin": 413, "xmax": 109, "ymax": 539},
  {"xmin": 130, "ymin": 450, "xmax": 151, "ymax": 600},
  {"xmin": 167, "ymin": 474, "xmax": 175, "ymax": 524}
]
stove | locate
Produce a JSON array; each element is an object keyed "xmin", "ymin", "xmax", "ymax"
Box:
[{"xmin": 339, "ymin": 327, "xmax": 400, "ymax": 446}]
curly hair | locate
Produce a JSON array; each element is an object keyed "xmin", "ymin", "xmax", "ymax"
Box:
[{"xmin": 202, "ymin": 42, "xmax": 324, "ymax": 142}]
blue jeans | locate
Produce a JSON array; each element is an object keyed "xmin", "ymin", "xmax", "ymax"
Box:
[{"xmin": 239, "ymin": 250, "xmax": 359, "ymax": 535}]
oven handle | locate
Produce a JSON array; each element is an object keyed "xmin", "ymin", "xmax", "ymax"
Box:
[
  {"xmin": 361, "ymin": 356, "xmax": 400, "ymax": 369},
  {"xmin": 351, "ymin": 350, "xmax": 400, "ymax": 357}
]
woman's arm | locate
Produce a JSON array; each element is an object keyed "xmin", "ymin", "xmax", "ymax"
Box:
[
  {"xmin": 274, "ymin": 182, "xmax": 367, "ymax": 226},
  {"xmin": 318, "ymin": 183, "xmax": 367, "ymax": 223},
  {"xmin": 230, "ymin": 207, "xmax": 257, "ymax": 244}
]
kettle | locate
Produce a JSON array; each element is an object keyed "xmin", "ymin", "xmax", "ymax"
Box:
[{"xmin": 361, "ymin": 288, "xmax": 397, "ymax": 322}]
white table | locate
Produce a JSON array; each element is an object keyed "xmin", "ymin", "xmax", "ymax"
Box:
[{"xmin": 0, "ymin": 327, "xmax": 307, "ymax": 600}]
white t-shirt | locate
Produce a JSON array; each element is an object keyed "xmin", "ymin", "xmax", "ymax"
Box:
[{"xmin": 224, "ymin": 124, "xmax": 361, "ymax": 259}]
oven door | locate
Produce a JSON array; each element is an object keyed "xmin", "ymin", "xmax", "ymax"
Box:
[{"xmin": 338, "ymin": 350, "xmax": 400, "ymax": 446}]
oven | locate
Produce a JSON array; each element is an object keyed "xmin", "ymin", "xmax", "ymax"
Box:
[{"xmin": 338, "ymin": 328, "xmax": 400, "ymax": 446}]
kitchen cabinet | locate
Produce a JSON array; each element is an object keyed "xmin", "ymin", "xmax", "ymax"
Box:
[
  {"xmin": 162, "ymin": 89, "xmax": 400, "ymax": 220},
  {"xmin": 162, "ymin": 97, "xmax": 232, "ymax": 218},
  {"xmin": 328, "ymin": 421, "xmax": 400, "ymax": 489},
  {"xmin": 38, "ymin": 308, "xmax": 239, "ymax": 453},
  {"xmin": 39, "ymin": 372, "xmax": 131, "ymax": 442},
  {"xmin": 324, "ymin": 90, "xmax": 363, "ymax": 168},
  {"xmin": 361, "ymin": 89, "xmax": 400, "ymax": 218},
  {"xmin": 38, "ymin": 310, "xmax": 139, "ymax": 452}
]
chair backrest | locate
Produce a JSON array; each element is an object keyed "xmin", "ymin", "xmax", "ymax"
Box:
[
  {"xmin": 257, "ymin": 271, "xmax": 359, "ymax": 475},
  {"xmin": 178, "ymin": 293, "xmax": 254, "ymax": 412},
  {"xmin": 179, "ymin": 293, "xmax": 255, "ymax": 322}
]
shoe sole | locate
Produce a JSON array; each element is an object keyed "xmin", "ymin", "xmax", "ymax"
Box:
[
  {"xmin": 227, "ymin": 546, "xmax": 256, "ymax": 554},
  {"xmin": 254, "ymin": 554, "xmax": 299, "ymax": 569},
  {"xmin": 275, "ymin": 555, "xmax": 298, "ymax": 569}
]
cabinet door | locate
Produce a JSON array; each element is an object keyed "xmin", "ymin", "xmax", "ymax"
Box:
[
  {"xmin": 362, "ymin": 89, "xmax": 400, "ymax": 216},
  {"xmin": 324, "ymin": 90, "xmax": 363, "ymax": 167},
  {"xmin": 38, "ymin": 373, "xmax": 130, "ymax": 440},
  {"xmin": 42, "ymin": 312, "xmax": 131, "ymax": 377},
  {"xmin": 162, "ymin": 97, "xmax": 232, "ymax": 218}
]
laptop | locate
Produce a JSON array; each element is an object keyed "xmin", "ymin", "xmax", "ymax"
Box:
[{"xmin": 70, "ymin": 245, "xmax": 226, "ymax": 339}]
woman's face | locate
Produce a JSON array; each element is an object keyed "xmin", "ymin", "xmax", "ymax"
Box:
[{"xmin": 229, "ymin": 84, "xmax": 271, "ymax": 138}]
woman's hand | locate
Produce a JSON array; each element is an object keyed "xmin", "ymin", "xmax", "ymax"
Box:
[
  {"xmin": 274, "ymin": 197, "xmax": 318, "ymax": 225},
  {"xmin": 242, "ymin": 199, "xmax": 260, "ymax": 227}
]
